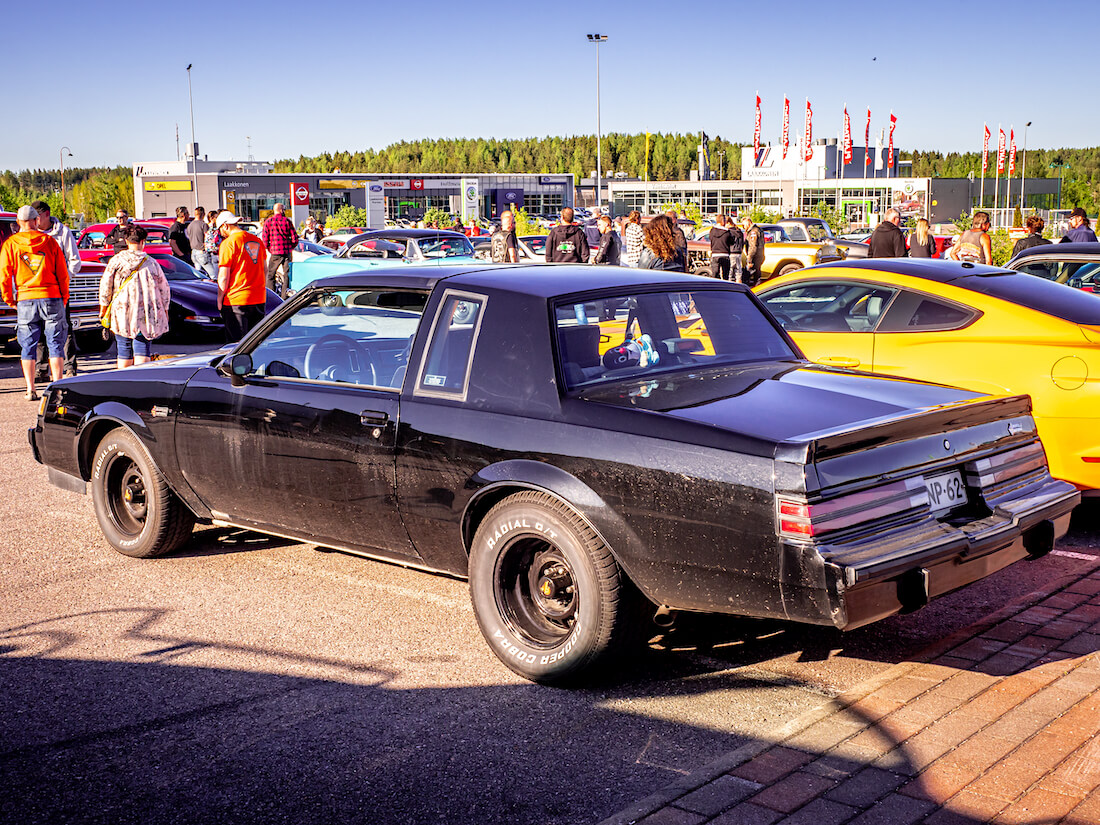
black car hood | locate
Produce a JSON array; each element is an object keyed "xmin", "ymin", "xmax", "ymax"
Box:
[{"xmin": 577, "ymin": 362, "xmax": 983, "ymax": 445}]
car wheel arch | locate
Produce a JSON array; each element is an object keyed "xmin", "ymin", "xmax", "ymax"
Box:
[
  {"xmin": 76, "ymin": 405, "xmax": 153, "ymax": 480},
  {"xmin": 460, "ymin": 461, "xmax": 650, "ymax": 595}
]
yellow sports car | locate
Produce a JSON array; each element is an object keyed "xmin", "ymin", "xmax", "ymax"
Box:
[{"xmin": 756, "ymin": 259, "xmax": 1100, "ymax": 493}]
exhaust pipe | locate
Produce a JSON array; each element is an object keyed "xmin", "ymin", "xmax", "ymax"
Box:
[{"xmin": 652, "ymin": 605, "xmax": 677, "ymax": 628}]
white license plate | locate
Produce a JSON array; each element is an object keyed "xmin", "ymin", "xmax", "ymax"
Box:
[{"xmin": 925, "ymin": 470, "xmax": 967, "ymax": 514}]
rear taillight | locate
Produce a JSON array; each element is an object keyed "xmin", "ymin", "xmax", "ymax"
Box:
[{"xmin": 777, "ymin": 477, "xmax": 927, "ymax": 541}]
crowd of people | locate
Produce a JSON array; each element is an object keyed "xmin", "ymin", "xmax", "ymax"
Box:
[
  {"xmin": 0, "ymin": 201, "xmax": 303, "ymax": 399},
  {"xmin": 490, "ymin": 206, "xmax": 770, "ymax": 285}
]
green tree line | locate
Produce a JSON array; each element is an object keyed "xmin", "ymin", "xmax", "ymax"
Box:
[{"xmin": 0, "ymin": 167, "xmax": 134, "ymax": 223}]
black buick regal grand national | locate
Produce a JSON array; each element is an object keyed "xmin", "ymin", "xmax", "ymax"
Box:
[{"xmin": 29, "ymin": 264, "xmax": 1079, "ymax": 682}]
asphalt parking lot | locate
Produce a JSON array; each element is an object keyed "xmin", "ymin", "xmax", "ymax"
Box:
[{"xmin": 1, "ymin": 343, "xmax": 1097, "ymax": 825}]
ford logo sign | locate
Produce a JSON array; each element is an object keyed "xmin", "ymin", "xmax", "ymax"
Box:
[{"xmin": 369, "ymin": 184, "xmax": 383, "ymax": 192}]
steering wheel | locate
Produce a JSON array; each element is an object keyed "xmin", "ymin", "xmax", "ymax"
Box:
[{"xmin": 303, "ymin": 333, "xmax": 376, "ymax": 385}]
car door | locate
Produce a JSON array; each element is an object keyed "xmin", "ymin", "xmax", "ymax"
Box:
[
  {"xmin": 758, "ymin": 280, "xmax": 896, "ymax": 369},
  {"xmin": 175, "ymin": 286, "xmax": 428, "ymax": 557}
]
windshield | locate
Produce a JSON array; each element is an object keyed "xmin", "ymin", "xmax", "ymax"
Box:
[
  {"xmin": 554, "ymin": 288, "xmax": 796, "ymax": 391},
  {"xmin": 522, "ymin": 236, "xmax": 546, "ymax": 255},
  {"xmin": 149, "ymin": 253, "xmax": 206, "ymax": 281},
  {"xmin": 416, "ymin": 236, "xmax": 474, "ymax": 258},
  {"xmin": 805, "ymin": 222, "xmax": 832, "ymax": 241}
]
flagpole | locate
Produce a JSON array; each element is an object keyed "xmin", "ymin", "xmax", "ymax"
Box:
[
  {"xmin": 979, "ymin": 124, "xmax": 986, "ymax": 213},
  {"xmin": 1005, "ymin": 125, "xmax": 1012, "ymax": 225}
]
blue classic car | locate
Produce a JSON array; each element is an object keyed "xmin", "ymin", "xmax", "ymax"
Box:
[{"xmin": 290, "ymin": 228, "xmax": 478, "ymax": 291}]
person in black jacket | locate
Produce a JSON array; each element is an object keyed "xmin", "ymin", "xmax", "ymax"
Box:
[
  {"xmin": 592, "ymin": 215, "xmax": 621, "ymax": 265},
  {"xmin": 638, "ymin": 215, "xmax": 686, "ymax": 271},
  {"xmin": 666, "ymin": 209, "xmax": 689, "ymax": 272},
  {"xmin": 708, "ymin": 215, "xmax": 734, "ymax": 280},
  {"xmin": 1011, "ymin": 215, "xmax": 1050, "ymax": 258},
  {"xmin": 545, "ymin": 207, "xmax": 589, "ymax": 262},
  {"xmin": 103, "ymin": 210, "xmax": 133, "ymax": 255},
  {"xmin": 168, "ymin": 205, "xmax": 192, "ymax": 263},
  {"xmin": 868, "ymin": 209, "xmax": 907, "ymax": 258}
]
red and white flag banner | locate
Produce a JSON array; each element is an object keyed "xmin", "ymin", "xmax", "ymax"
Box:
[
  {"xmin": 782, "ymin": 97, "xmax": 790, "ymax": 160},
  {"xmin": 997, "ymin": 128, "xmax": 1006, "ymax": 174},
  {"xmin": 803, "ymin": 100, "xmax": 813, "ymax": 162},
  {"xmin": 887, "ymin": 112, "xmax": 897, "ymax": 169},
  {"xmin": 982, "ymin": 124, "xmax": 990, "ymax": 173},
  {"xmin": 753, "ymin": 93, "xmax": 762, "ymax": 163},
  {"xmin": 865, "ymin": 109, "xmax": 872, "ymax": 166},
  {"xmin": 843, "ymin": 108, "xmax": 852, "ymax": 164},
  {"xmin": 1009, "ymin": 129, "xmax": 1017, "ymax": 176}
]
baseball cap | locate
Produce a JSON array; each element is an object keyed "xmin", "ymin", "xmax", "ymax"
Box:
[
  {"xmin": 215, "ymin": 211, "xmax": 243, "ymax": 230},
  {"xmin": 1069, "ymin": 207, "xmax": 1088, "ymax": 220},
  {"xmin": 16, "ymin": 205, "xmax": 38, "ymax": 222}
]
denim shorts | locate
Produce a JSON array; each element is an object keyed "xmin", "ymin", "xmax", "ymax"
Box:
[
  {"xmin": 16, "ymin": 297, "xmax": 66, "ymax": 360},
  {"xmin": 116, "ymin": 332, "xmax": 152, "ymax": 359}
]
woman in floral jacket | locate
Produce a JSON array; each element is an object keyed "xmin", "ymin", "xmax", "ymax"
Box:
[{"xmin": 99, "ymin": 224, "xmax": 171, "ymax": 369}]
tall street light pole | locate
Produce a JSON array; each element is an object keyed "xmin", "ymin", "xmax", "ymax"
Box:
[
  {"xmin": 1019, "ymin": 121, "xmax": 1031, "ymax": 212},
  {"xmin": 59, "ymin": 146, "xmax": 72, "ymax": 217},
  {"xmin": 186, "ymin": 63, "xmax": 198, "ymax": 210},
  {"xmin": 717, "ymin": 150, "xmax": 725, "ymax": 180},
  {"xmin": 586, "ymin": 34, "xmax": 608, "ymax": 212}
]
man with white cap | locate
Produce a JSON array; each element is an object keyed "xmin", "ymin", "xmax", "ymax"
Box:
[
  {"xmin": 216, "ymin": 211, "xmax": 268, "ymax": 342},
  {"xmin": 0, "ymin": 205, "xmax": 69, "ymax": 399}
]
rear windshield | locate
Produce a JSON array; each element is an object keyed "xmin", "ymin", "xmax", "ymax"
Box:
[
  {"xmin": 554, "ymin": 288, "xmax": 796, "ymax": 391},
  {"xmin": 960, "ymin": 270, "xmax": 1100, "ymax": 325}
]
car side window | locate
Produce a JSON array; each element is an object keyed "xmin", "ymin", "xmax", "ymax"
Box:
[
  {"xmin": 414, "ymin": 290, "xmax": 486, "ymax": 401},
  {"xmin": 876, "ymin": 291, "xmax": 979, "ymax": 332},
  {"xmin": 244, "ymin": 288, "xmax": 427, "ymax": 389},
  {"xmin": 761, "ymin": 282, "xmax": 897, "ymax": 332}
]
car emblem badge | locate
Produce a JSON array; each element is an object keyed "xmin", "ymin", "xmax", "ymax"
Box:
[{"xmin": 943, "ymin": 439, "xmax": 951, "ymax": 451}]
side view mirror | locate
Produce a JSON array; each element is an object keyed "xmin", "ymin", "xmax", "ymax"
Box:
[
  {"xmin": 1069, "ymin": 277, "xmax": 1084, "ymax": 290},
  {"xmin": 216, "ymin": 353, "xmax": 253, "ymax": 386}
]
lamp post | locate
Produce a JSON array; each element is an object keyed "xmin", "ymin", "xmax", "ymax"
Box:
[
  {"xmin": 59, "ymin": 146, "xmax": 72, "ymax": 217},
  {"xmin": 586, "ymin": 34, "xmax": 608, "ymax": 212},
  {"xmin": 1020, "ymin": 121, "xmax": 1031, "ymax": 212},
  {"xmin": 186, "ymin": 63, "xmax": 198, "ymax": 209},
  {"xmin": 717, "ymin": 150, "xmax": 725, "ymax": 180}
]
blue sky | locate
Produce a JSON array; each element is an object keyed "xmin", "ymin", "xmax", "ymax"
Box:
[{"xmin": 3, "ymin": 0, "xmax": 1091, "ymax": 172}]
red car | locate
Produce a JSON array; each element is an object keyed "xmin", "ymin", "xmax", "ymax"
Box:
[{"xmin": 77, "ymin": 221, "xmax": 173, "ymax": 263}]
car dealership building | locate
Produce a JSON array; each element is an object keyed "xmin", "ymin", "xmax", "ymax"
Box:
[
  {"xmin": 607, "ymin": 144, "xmax": 1060, "ymax": 227},
  {"xmin": 133, "ymin": 155, "xmax": 574, "ymax": 226}
]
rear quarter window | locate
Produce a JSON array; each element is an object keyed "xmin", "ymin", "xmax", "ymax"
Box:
[{"xmin": 414, "ymin": 290, "xmax": 487, "ymax": 401}]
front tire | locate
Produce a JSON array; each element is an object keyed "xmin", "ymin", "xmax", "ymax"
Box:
[
  {"xmin": 469, "ymin": 491, "xmax": 632, "ymax": 684},
  {"xmin": 91, "ymin": 428, "xmax": 195, "ymax": 558},
  {"xmin": 777, "ymin": 262, "xmax": 803, "ymax": 277}
]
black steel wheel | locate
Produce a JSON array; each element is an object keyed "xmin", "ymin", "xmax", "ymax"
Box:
[
  {"xmin": 90, "ymin": 428, "xmax": 195, "ymax": 558},
  {"xmin": 469, "ymin": 491, "xmax": 632, "ymax": 684}
]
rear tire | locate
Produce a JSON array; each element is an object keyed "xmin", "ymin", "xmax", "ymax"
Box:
[
  {"xmin": 91, "ymin": 428, "xmax": 195, "ymax": 558},
  {"xmin": 469, "ymin": 491, "xmax": 632, "ymax": 684}
]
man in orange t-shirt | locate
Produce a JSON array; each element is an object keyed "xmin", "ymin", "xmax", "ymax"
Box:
[
  {"xmin": 216, "ymin": 211, "xmax": 269, "ymax": 342},
  {"xmin": 0, "ymin": 205, "xmax": 70, "ymax": 398}
]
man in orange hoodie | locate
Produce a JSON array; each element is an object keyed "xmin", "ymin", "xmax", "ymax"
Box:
[{"xmin": 0, "ymin": 205, "xmax": 70, "ymax": 399}]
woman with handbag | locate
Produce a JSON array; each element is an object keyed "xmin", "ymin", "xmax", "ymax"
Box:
[{"xmin": 98, "ymin": 224, "xmax": 171, "ymax": 370}]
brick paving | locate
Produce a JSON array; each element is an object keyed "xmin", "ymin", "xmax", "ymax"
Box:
[{"xmin": 600, "ymin": 561, "xmax": 1100, "ymax": 825}]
